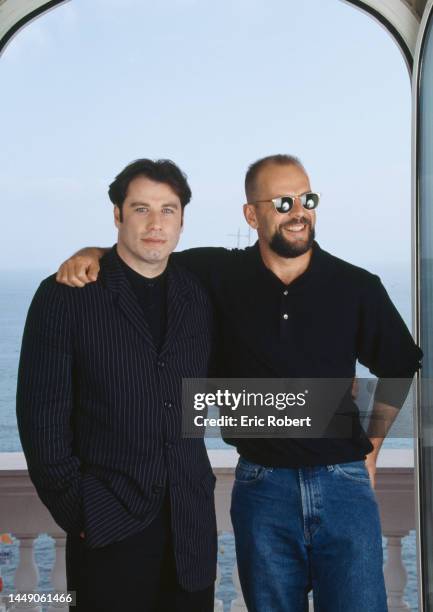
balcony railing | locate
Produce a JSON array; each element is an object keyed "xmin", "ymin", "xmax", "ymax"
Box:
[{"xmin": 0, "ymin": 449, "xmax": 416, "ymax": 611}]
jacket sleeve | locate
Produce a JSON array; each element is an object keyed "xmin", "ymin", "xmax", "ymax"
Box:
[
  {"xmin": 357, "ymin": 275, "xmax": 422, "ymax": 408},
  {"xmin": 16, "ymin": 277, "xmax": 83, "ymax": 534}
]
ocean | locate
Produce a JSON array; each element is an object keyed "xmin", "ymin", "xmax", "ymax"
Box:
[{"xmin": 0, "ymin": 269, "xmax": 419, "ymax": 610}]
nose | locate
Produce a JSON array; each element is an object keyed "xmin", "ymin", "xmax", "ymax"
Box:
[
  {"xmin": 290, "ymin": 195, "xmax": 306, "ymax": 217},
  {"xmin": 146, "ymin": 209, "xmax": 163, "ymax": 230}
]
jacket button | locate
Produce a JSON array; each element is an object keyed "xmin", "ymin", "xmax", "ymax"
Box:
[
  {"xmin": 164, "ymin": 442, "xmax": 173, "ymax": 449},
  {"xmin": 157, "ymin": 361, "xmax": 166, "ymax": 368},
  {"xmin": 164, "ymin": 400, "xmax": 173, "ymax": 408},
  {"xmin": 152, "ymin": 483, "xmax": 164, "ymax": 494}
]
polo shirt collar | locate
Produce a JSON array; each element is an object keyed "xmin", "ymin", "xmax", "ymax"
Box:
[{"xmin": 250, "ymin": 240, "xmax": 326, "ymax": 294}]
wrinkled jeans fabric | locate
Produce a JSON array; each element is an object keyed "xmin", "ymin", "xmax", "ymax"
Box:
[{"xmin": 231, "ymin": 458, "xmax": 388, "ymax": 612}]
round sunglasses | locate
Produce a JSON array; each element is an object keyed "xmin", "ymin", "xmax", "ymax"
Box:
[{"xmin": 249, "ymin": 191, "xmax": 320, "ymax": 214}]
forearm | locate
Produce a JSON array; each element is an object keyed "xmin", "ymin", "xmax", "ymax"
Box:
[
  {"xmin": 366, "ymin": 400, "xmax": 399, "ymax": 459},
  {"xmin": 26, "ymin": 454, "xmax": 83, "ymax": 534},
  {"xmin": 74, "ymin": 246, "xmax": 109, "ymax": 258},
  {"xmin": 17, "ymin": 390, "xmax": 84, "ymax": 534},
  {"xmin": 17, "ymin": 391, "xmax": 84, "ymax": 534},
  {"xmin": 362, "ymin": 400, "xmax": 399, "ymax": 488}
]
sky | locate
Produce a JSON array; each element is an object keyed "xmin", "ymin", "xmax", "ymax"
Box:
[{"xmin": 0, "ymin": 0, "xmax": 413, "ymax": 278}]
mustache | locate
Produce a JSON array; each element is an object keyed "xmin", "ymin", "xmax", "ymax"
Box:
[{"xmin": 280, "ymin": 217, "xmax": 312, "ymax": 230}]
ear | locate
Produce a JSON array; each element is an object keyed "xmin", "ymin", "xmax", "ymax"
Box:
[
  {"xmin": 243, "ymin": 203, "xmax": 259, "ymax": 229},
  {"xmin": 114, "ymin": 206, "xmax": 121, "ymax": 228}
]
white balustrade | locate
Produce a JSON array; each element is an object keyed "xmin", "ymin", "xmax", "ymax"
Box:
[
  {"xmin": 214, "ymin": 560, "xmax": 224, "ymax": 612},
  {"xmin": 14, "ymin": 535, "xmax": 40, "ymax": 612},
  {"xmin": 0, "ymin": 450, "xmax": 416, "ymax": 611},
  {"xmin": 230, "ymin": 563, "xmax": 247, "ymax": 611},
  {"xmin": 375, "ymin": 450, "xmax": 415, "ymax": 612},
  {"xmin": 384, "ymin": 535, "xmax": 411, "ymax": 611},
  {"xmin": 47, "ymin": 536, "xmax": 67, "ymax": 612}
]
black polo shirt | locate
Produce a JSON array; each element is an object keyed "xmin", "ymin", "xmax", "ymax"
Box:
[{"xmin": 173, "ymin": 241, "xmax": 422, "ymax": 467}]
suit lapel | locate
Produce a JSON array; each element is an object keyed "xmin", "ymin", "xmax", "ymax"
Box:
[{"xmin": 100, "ymin": 247, "xmax": 156, "ymax": 351}]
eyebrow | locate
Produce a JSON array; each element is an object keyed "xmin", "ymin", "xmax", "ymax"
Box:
[
  {"xmin": 129, "ymin": 201, "xmax": 180, "ymax": 208},
  {"xmin": 276, "ymin": 190, "xmax": 312, "ymax": 197}
]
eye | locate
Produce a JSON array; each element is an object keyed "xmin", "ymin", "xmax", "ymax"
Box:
[
  {"xmin": 162, "ymin": 207, "xmax": 175, "ymax": 214},
  {"xmin": 303, "ymin": 192, "xmax": 319, "ymax": 209},
  {"xmin": 135, "ymin": 207, "xmax": 148, "ymax": 213}
]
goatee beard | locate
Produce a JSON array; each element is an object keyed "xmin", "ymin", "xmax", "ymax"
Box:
[{"xmin": 269, "ymin": 220, "xmax": 315, "ymax": 258}]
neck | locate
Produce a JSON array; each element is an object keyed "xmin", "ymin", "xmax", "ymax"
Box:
[
  {"xmin": 116, "ymin": 244, "xmax": 168, "ymax": 278},
  {"xmin": 258, "ymin": 240, "xmax": 313, "ymax": 285}
]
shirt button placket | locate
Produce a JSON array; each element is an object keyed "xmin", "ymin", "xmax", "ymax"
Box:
[{"xmin": 281, "ymin": 289, "xmax": 290, "ymax": 336}]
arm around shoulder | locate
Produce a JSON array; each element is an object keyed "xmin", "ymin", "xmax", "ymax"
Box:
[
  {"xmin": 172, "ymin": 246, "xmax": 234, "ymax": 288},
  {"xmin": 56, "ymin": 246, "xmax": 109, "ymax": 287}
]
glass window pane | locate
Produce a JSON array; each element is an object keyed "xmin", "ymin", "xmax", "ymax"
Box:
[{"xmin": 418, "ymin": 7, "xmax": 433, "ymax": 609}]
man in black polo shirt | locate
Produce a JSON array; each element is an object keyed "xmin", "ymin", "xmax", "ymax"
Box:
[{"xmin": 56, "ymin": 154, "xmax": 421, "ymax": 612}]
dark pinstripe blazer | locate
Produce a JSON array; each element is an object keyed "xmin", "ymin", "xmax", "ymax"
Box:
[{"xmin": 16, "ymin": 246, "xmax": 217, "ymax": 591}]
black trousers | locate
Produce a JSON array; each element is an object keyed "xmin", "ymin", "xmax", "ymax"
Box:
[{"xmin": 66, "ymin": 497, "xmax": 214, "ymax": 612}]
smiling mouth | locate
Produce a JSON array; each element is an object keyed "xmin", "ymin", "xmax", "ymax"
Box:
[
  {"xmin": 141, "ymin": 238, "xmax": 166, "ymax": 244},
  {"xmin": 284, "ymin": 223, "xmax": 307, "ymax": 233}
]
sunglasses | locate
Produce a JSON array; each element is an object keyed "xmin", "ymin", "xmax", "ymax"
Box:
[{"xmin": 250, "ymin": 192, "xmax": 320, "ymax": 214}]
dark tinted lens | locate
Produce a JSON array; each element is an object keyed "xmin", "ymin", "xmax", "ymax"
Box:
[
  {"xmin": 303, "ymin": 192, "xmax": 319, "ymax": 209},
  {"xmin": 275, "ymin": 196, "xmax": 294, "ymax": 213}
]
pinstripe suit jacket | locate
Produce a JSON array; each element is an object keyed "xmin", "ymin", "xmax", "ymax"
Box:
[{"xmin": 16, "ymin": 246, "xmax": 217, "ymax": 591}]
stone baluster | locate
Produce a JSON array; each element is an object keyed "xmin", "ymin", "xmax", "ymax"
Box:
[
  {"xmin": 48, "ymin": 535, "xmax": 68, "ymax": 612},
  {"xmin": 384, "ymin": 534, "xmax": 411, "ymax": 611},
  {"xmin": 13, "ymin": 535, "xmax": 41, "ymax": 612},
  {"xmin": 230, "ymin": 563, "xmax": 247, "ymax": 611},
  {"xmin": 214, "ymin": 560, "xmax": 224, "ymax": 612}
]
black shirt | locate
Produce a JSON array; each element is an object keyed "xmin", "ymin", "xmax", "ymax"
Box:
[
  {"xmin": 116, "ymin": 252, "xmax": 167, "ymax": 351},
  {"xmin": 173, "ymin": 241, "xmax": 422, "ymax": 468}
]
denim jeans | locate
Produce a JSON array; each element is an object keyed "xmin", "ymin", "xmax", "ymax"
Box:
[{"xmin": 230, "ymin": 457, "xmax": 388, "ymax": 612}]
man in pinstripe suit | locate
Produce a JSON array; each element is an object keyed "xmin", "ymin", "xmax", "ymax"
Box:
[{"xmin": 16, "ymin": 159, "xmax": 217, "ymax": 612}]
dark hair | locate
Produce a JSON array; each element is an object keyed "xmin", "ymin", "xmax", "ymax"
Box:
[
  {"xmin": 245, "ymin": 154, "xmax": 306, "ymax": 202},
  {"xmin": 108, "ymin": 158, "xmax": 192, "ymax": 219}
]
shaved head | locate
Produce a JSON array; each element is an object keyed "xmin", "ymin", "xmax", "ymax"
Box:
[{"xmin": 245, "ymin": 154, "xmax": 307, "ymax": 203}]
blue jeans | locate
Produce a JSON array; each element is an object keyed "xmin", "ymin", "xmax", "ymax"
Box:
[{"xmin": 230, "ymin": 457, "xmax": 387, "ymax": 612}]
